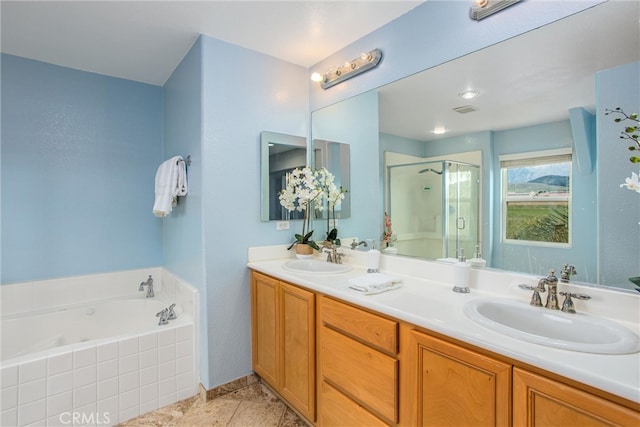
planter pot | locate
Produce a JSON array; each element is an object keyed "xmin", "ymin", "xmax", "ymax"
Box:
[{"xmin": 295, "ymin": 243, "xmax": 314, "ymax": 259}]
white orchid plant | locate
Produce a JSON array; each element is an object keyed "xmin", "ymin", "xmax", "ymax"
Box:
[
  {"xmin": 279, "ymin": 166, "xmax": 322, "ymax": 251},
  {"xmin": 279, "ymin": 166, "xmax": 346, "ymax": 250},
  {"xmin": 605, "ymin": 107, "xmax": 640, "ymax": 193},
  {"xmin": 315, "ymin": 168, "xmax": 347, "ymax": 245}
]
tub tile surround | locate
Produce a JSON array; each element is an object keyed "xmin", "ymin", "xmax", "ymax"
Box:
[
  {"xmin": 0, "ymin": 268, "xmax": 199, "ymax": 426},
  {"xmin": 247, "ymin": 244, "xmax": 640, "ymax": 403}
]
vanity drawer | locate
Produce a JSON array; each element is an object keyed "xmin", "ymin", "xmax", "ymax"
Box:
[
  {"xmin": 320, "ymin": 296, "xmax": 398, "ymax": 354},
  {"xmin": 320, "ymin": 381, "xmax": 389, "ymax": 427},
  {"xmin": 321, "ymin": 326, "xmax": 398, "ymax": 423}
]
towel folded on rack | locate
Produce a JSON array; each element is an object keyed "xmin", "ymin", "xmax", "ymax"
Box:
[
  {"xmin": 153, "ymin": 155, "xmax": 188, "ymax": 217},
  {"xmin": 348, "ymin": 273, "xmax": 403, "ymax": 295}
]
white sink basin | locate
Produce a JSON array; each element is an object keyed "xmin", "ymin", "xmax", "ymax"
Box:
[
  {"xmin": 283, "ymin": 259, "xmax": 352, "ymax": 275},
  {"xmin": 464, "ymin": 299, "xmax": 640, "ymax": 354}
]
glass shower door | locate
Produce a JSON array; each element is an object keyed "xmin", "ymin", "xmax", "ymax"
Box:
[{"xmin": 443, "ymin": 162, "xmax": 480, "ymax": 260}]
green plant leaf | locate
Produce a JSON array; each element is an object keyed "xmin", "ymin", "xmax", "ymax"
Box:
[
  {"xmin": 327, "ymin": 228, "xmax": 338, "ymax": 241},
  {"xmin": 631, "ymin": 156, "xmax": 640, "ymax": 163},
  {"xmin": 302, "ymin": 230, "xmax": 314, "ymax": 243}
]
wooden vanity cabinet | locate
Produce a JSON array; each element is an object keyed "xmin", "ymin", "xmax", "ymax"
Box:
[
  {"xmin": 402, "ymin": 327, "xmax": 511, "ymax": 426},
  {"xmin": 250, "ymin": 271, "xmax": 315, "ymax": 422},
  {"xmin": 250, "ymin": 270, "xmax": 639, "ymax": 427},
  {"xmin": 318, "ymin": 296, "xmax": 399, "ymax": 426},
  {"xmin": 513, "ymin": 367, "xmax": 640, "ymax": 426}
]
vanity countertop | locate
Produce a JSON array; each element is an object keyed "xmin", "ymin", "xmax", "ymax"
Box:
[{"xmin": 247, "ymin": 247, "xmax": 640, "ymax": 404}]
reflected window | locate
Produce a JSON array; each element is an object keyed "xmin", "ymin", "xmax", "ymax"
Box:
[{"xmin": 500, "ymin": 150, "xmax": 572, "ymax": 246}]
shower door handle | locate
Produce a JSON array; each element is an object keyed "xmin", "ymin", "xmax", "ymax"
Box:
[{"xmin": 457, "ymin": 217, "xmax": 466, "ymax": 230}]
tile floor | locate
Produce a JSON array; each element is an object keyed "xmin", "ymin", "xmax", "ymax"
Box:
[{"xmin": 118, "ymin": 380, "xmax": 309, "ymax": 426}]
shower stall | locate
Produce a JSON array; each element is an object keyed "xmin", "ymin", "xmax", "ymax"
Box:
[{"xmin": 387, "ymin": 160, "xmax": 480, "ymax": 260}]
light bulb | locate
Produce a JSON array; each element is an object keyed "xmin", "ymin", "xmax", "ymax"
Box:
[
  {"xmin": 433, "ymin": 127, "xmax": 446, "ymax": 135},
  {"xmin": 310, "ymin": 72, "xmax": 323, "ymax": 83},
  {"xmin": 472, "ymin": 0, "xmax": 488, "ymax": 7}
]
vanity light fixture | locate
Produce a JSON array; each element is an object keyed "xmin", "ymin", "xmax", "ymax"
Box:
[
  {"xmin": 469, "ymin": 0, "xmax": 522, "ymax": 20},
  {"xmin": 315, "ymin": 49, "xmax": 382, "ymax": 90}
]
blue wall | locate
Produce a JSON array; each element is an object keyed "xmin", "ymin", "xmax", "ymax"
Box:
[
  {"xmin": 199, "ymin": 35, "xmax": 308, "ymax": 388},
  {"xmin": 1, "ymin": 54, "xmax": 163, "ymax": 284},
  {"xmin": 162, "ymin": 38, "xmax": 209, "ymax": 385}
]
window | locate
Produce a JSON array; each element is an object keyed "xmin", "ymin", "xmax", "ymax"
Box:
[{"xmin": 500, "ymin": 149, "xmax": 572, "ymax": 246}]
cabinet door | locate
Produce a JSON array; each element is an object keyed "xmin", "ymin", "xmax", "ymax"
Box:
[
  {"xmin": 513, "ymin": 367, "xmax": 640, "ymax": 426},
  {"xmin": 408, "ymin": 329, "xmax": 511, "ymax": 427},
  {"xmin": 280, "ymin": 282, "xmax": 315, "ymax": 421},
  {"xmin": 251, "ymin": 272, "xmax": 279, "ymax": 388}
]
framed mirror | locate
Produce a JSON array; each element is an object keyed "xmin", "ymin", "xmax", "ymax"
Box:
[{"xmin": 260, "ymin": 131, "xmax": 307, "ymax": 221}]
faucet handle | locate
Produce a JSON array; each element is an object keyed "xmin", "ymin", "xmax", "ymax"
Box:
[
  {"xmin": 519, "ymin": 284, "xmax": 543, "ymax": 307},
  {"xmin": 167, "ymin": 303, "xmax": 177, "ymax": 320},
  {"xmin": 559, "ymin": 291, "xmax": 591, "ymax": 314},
  {"xmin": 560, "ymin": 264, "xmax": 577, "ymax": 283}
]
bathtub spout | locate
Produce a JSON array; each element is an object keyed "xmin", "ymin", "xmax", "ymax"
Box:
[{"xmin": 139, "ymin": 275, "xmax": 154, "ymax": 298}]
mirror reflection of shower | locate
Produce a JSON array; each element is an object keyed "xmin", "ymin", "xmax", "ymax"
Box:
[{"xmin": 387, "ymin": 160, "xmax": 480, "ymax": 260}]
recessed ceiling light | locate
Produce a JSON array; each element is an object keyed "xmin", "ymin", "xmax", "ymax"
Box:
[
  {"xmin": 433, "ymin": 127, "xmax": 446, "ymax": 135},
  {"xmin": 459, "ymin": 90, "xmax": 478, "ymax": 99}
]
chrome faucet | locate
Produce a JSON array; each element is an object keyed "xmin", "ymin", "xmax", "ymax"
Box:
[
  {"xmin": 139, "ymin": 275, "xmax": 154, "ymax": 298},
  {"xmin": 156, "ymin": 303, "xmax": 178, "ymax": 326},
  {"xmin": 543, "ymin": 270, "xmax": 559, "ymax": 310},
  {"xmin": 156, "ymin": 308, "xmax": 169, "ymax": 325},
  {"xmin": 322, "ymin": 242, "xmax": 345, "ymax": 264},
  {"xmin": 520, "ymin": 269, "xmax": 590, "ymax": 314},
  {"xmin": 350, "ymin": 239, "xmax": 368, "ymax": 250}
]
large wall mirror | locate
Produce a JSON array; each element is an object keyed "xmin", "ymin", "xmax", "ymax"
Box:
[{"xmin": 311, "ymin": 1, "xmax": 639, "ymax": 291}]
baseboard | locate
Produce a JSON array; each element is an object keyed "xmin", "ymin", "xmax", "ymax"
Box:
[{"xmin": 198, "ymin": 373, "xmax": 260, "ymax": 401}]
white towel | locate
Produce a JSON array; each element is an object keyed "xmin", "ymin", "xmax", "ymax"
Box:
[
  {"xmin": 153, "ymin": 156, "xmax": 188, "ymax": 217},
  {"xmin": 348, "ymin": 273, "xmax": 403, "ymax": 295}
]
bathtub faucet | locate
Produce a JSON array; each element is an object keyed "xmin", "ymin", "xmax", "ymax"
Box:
[
  {"xmin": 156, "ymin": 308, "xmax": 169, "ymax": 325},
  {"xmin": 139, "ymin": 275, "xmax": 154, "ymax": 298}
]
